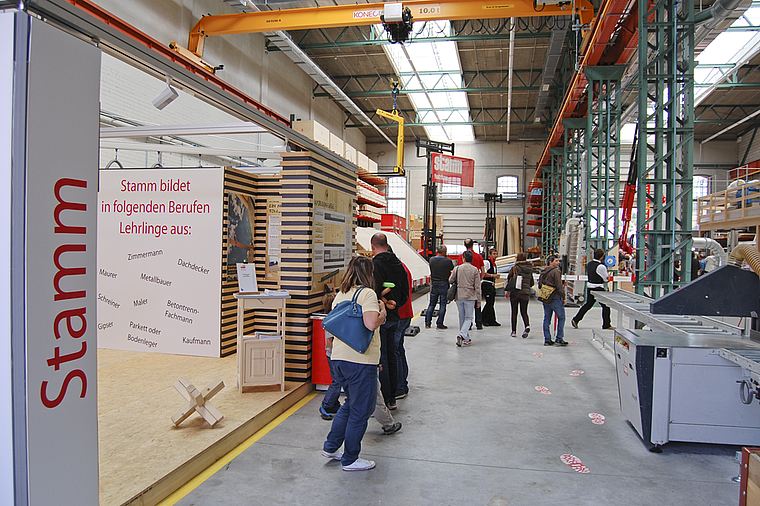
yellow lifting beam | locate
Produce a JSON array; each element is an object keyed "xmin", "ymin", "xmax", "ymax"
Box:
[
  {"xmin": 186, "ymin": 0, "xmax": 594, "ymax": 57},
  {"xmin": 376, "ymin": 80, "xmax": 405, "ymax": 175},
  {"xmin": 376, "ymin": 109, "xmax": 405, "ymax": 175}
]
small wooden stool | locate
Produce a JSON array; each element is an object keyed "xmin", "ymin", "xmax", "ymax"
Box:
[{"xmin": 171, "ymin": 377, "xmax": 225, "ymax": 428}]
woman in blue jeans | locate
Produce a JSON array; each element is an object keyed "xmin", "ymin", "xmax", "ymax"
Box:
[
  {"xmin": 322, "ymin": 256, "xmax": 387, "ymax": 471},
  {"xmin": 538, "ymin": 255, "xmax": 568, "ymax": 346}
]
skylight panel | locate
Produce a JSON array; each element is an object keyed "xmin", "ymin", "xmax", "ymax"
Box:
[
  {"xmin": 379, "ymin": 20, "xmax": 474, "ymax": 142},
  {"xmin": 695, "ymin": 6, "xmax": 760, "ymax": 105}
]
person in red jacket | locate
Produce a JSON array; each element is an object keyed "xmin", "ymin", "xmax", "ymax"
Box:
[
  {"xmin": 394, "ymin": 262, "xmax": 414, "ymax": 402},
  {"xmin": 458, "ymin": 238, "xmax": 485, "ymax": 330}
]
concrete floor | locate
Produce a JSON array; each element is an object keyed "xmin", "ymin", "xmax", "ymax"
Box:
[{"xmin": 175, "ymin": 295, "xmax": 743, "ymax": 506}]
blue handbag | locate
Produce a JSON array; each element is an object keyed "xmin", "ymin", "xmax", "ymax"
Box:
[{"xmin": 321, "ymin": 287, "xmax": 374, "ymax": 354}]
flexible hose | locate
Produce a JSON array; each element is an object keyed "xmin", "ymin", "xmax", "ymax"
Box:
[
  {"xmin": 564, "ymin": 217, "xmax": 581, "ymax": 236},
  {"xmin": 728, "ymin": 244, "xmax": 760, "ymax": 275},
  {"xmin": 693, "ymin": 237, "xmax": 728, "ymax": 268}
]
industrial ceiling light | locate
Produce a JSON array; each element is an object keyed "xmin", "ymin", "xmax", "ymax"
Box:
[{"xmin": 152, "ymin": 76, "xmax": 179, "ymax": 110}]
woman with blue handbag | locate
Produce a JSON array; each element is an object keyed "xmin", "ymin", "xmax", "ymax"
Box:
[{"xmin": 322, "ymin": 256, "xmax": 387, "ymax": 471}]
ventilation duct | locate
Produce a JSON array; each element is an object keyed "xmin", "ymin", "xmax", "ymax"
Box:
[
  {"xmin": 223, "ymin": 0, "xmax": 396, "ymax": 147},
  {"xmin": 534, "ymin": 22, "xmax": 568, "ymax": 123}
]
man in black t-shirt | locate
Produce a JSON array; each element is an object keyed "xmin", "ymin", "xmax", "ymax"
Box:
[{"xmin": 425, "ymin": 245, "xmax": 455, "ymax": 329}]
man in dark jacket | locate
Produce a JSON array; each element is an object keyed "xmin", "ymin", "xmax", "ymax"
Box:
[
  {"xmin": 425, "ymin": 245, "xmax": 454, "ymax": 329},
  {"xmin": 371, "ymin": 233, "xmax": 409, "ymax": 409},
  {"xmin": 538, "ymin": 255, "xmax": 567, "ymax": 346}
]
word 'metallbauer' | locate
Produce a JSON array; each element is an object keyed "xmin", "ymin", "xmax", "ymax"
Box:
[{"xmin": 141, "ymin": 273, "xmax": 172, "ymax": 286}]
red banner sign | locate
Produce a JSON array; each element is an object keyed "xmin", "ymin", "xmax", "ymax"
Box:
[{"xmin": 431, "ymin": 152, "xmax": 475, "ymax": 187}]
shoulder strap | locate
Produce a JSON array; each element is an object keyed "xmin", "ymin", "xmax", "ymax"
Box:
[{"xmin": 351, "ymin": 286, "xmax": 365, "ymax": 303}]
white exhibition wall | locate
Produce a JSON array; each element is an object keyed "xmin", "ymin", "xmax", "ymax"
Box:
[
  {"xmin": 0, "ymin": 12, "xmax": 15, "ymax": 506},
  {"xmin": 23, "ymin": 16, "xmax": 101, "ymax": 506},
  {"xmin": 97, "ymin": 168, "xmax": 224, "ymax": 358}
]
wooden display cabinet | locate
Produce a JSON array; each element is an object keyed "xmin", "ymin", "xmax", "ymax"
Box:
[{"xmin": 234, "ymin": 293, "xmax": 290, "ymax": 392}]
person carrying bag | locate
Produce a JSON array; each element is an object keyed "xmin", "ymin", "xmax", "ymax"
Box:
[
  {"xmin": 507, "ymin": 252, "xmax": 534, "ymax": 338},
  {"xmin": 538, "ymin": 255, "xmax": 567, "ymax": 346},
  {"xmin": 322, "ymin": 256, "xmax": 387, "ymax": 472},
  {"xmin": 447, "ymin": 266, "xmax": 459, "ymax": 302},
  {"xmin": 322, "ymin": 287, "xmax": 374, "ymax": 353}
]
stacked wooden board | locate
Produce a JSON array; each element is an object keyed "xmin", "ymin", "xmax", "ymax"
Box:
[
  {"xmin": 356, "ymin": 178, "xmax": 386, "ymax": 224},
  {"xmin": 507, "ymin": 216, "xmax": 522, "ymax": 254},
  {"xmin": 291, "ymin": 119, "xmax": 374, "ymax": 172},
  {"xmin": 492, "ymin": 215, "xmax": 523, "ymax": 256},
  {"xmin": 357, "ymin": 179, "xmax": 387, "ymax": 207},
  {"xmin": 280, "ymin": 151, "xmax": 358, "ymax": 382}
]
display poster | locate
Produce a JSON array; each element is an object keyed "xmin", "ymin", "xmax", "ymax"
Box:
[
  {"xmin": 236, "ymin": 263, "xmax": 258, "ymax": 292},
  {"xmin": 312, "ymin": 183, "xmax": 353, "ymax": 291},
  {"xmin": 431, "ymin": 152, "xmax": 475, "ymax": 187},
  {"xmin": 97, "ymin": 168, "xmax": 223, "ymax": 358},
  {"xmin": 266, "ymin": 199, "xmax": 281, "ymax": 279},
  {"xmin": 225, "ymin": 191, "xmax": 256, "ymax": 281}
]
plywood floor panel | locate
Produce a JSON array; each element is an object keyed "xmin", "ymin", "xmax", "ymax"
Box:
[{"xmin": 98, "ymin": 349, "xmax": 308, "ymax": 506}]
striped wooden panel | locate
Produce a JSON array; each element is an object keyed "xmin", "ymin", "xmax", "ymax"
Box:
[
  {"xmin": 220, "ymin": 168, "xmax": 280, "ymax": 357},
  {"xmin": 280, "ymin": 152, "xmax": 358, "ymax": 381}
]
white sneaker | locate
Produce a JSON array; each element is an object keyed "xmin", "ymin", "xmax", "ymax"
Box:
[
  {"xmin": 322, "ymin": 450, "xmax": 342, "ymax": 460},
  {"xmin": 342, "ymin": 458, "xmax": 376, "ymax": 471}
]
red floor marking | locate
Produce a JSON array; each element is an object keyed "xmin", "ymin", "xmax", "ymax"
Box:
[
  {"xmin": 560, "ymin": 454, "xmax": 581, "ymax": 465},
  {"xmin": 570, "ymin": 370, "xmax": 584, "ymax": 376},
  {"xmin": 560, "ymin": 454, "xmax": 591, "ymax": 473},
  {"xmin": 570, "ymin": 341, "xmax": 579, "ymax": 345},
  {"xmin": 534, "ymin": 352, "xmax": 543, "ymax": 357},
  {"xmin": 535, "ymin": 386, "xmax": 551, "ymax": 395},
  {"xmin": 588, "ymin": 413, "xmax": 605, "ymax": 425}
]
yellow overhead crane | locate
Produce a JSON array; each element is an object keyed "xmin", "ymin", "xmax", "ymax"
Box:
[
  {"xmin": 170, "ymin": 0, "xmax": 595, "ymax": 172},
  {"xmin": 177, "ymin": 0, "xmax": 594, "ymax": 64}
]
